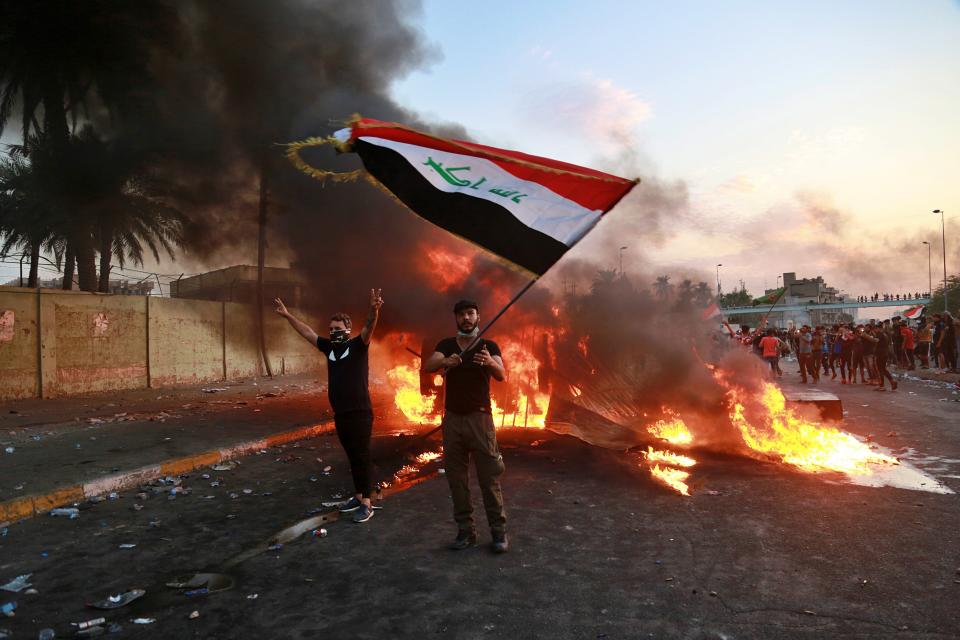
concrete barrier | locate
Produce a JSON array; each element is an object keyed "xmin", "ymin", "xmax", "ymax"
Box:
[{"xmin": 0, "ymin": 286, "xmax": 324, "ymax": 400}]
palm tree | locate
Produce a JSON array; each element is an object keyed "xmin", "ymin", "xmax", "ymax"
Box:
[
  {"xmin": 693, "ymin": 281, "xmax": 713, "ymax": 307},
  {"xmin": 95, "ymin": 179, "xmax": 184, "ymax": 293},
  {"xmin": 653, "ymin": 275, "xmax": 673, "ymax": 300},
  {"xmin": 0, "ymin": 1, "xmax": 179, "ymax": 290},
  {"xmin": 0, "ymin": 152, "xmax": 57, "ymax": 287},
  {"xmin": 591, "ymin": 269, "xmax": 619, "ymax": 297}
]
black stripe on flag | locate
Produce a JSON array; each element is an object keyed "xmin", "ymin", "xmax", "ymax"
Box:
[{"xmin": 356, "ymin": 139, "xmax": 568, "ymax": 276}]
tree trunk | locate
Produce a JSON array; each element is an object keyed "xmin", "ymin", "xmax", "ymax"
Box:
[
  {"xmin": 98, "ymin": 222, "xmax": 113, "ymax": 293},
  {"xmin": 61, "ymin": 243, "xmax": 75, "ymax": 289},
  {"xmin": 28, "ymin": 240, "xmax": 41, "ymax": 288},
  {"xmin": 75, "ymin": 231, "xmax": 98, "ymax": 292}
]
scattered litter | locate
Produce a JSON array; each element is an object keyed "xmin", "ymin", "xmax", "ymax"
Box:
[
  {"xmin": 229, "ymin": 493, "xmax": 239, "ymax": 499},
  {"xmin": 438, "ymin": 468, "xmax": 446, "ymax": 475},
  {"xmin": 563, "ymin": 525, "xmax": 573, "ymax": 532},
  {"xmin": 0, "ymin": 602, "xmax": 14, "ymax": 617},
  {"xmin": 0, "ymin": 574, "xmax": 31, "ymax": 593},
  {"xmin": 201, "ymin": 473, "xmax": 210, "ymax": 479},
  {"xmin": 131, "ymin": 618, "xmax": 155, "ymax": 624},
  {"xmin": 50, "ymin": 508, "xmax": 80, "ymax": 519},
  {"xmin": 24, "ymin": 589, "xmax": 37, "ymax": 595},
  {"xmin": 803, "ymin": 610, "xmax": 816, "ymax": 616},
  {"xmin": 2, "ymin": 447, "xmax": 12, "ymax": 454},
  {"xmin": 887, "ymin": 431, "xmax": 899, "ymax": 437},
  {"xmin": 201, "ymin": 388, "xmax": 228, "ymax": 393},
  {"xmin": 87, "ymin": 589, "xmax": 145, "ymax": 610},
  {"xmin": 88, "ymin": 496, "xmax": 105, "ymax": 504},
  {"xmin": 118, "ymin": 544, "xmax": 137, "ymax": 549},
  {"xmin": 38, "ymin": 628, "xmax": 55, "ymax": 640},
  {"xmin": 268, "ymin": 543, "xmax": 283, "ymax": 552},
  {"xmin": 189, "ymin": 610, "xmax": 200, "ymax": 619},
  {"xmin": 309, "ymin": 476, "xmax": 318, "ymax": 482},
  {"xmin": 242, "ymin": 489, "xmax": 253, "ymax": 495},
  {"xmin": 212, "ymin": 461, "xmax": 237, "ymax": 471},
  {"xmin": 132, "ymin": 504, "xmax": 144, "ymax": 511},
  {"xmin": 184, "ymin": 588, "xmax": 209, "ymax": 597},
  {"xmin": 323, "ymin": 465, "xmax": 332, "ymax": 472},
  {"xmin": 320, "ymin": 501, "xmax": 345, "ymax": 508},
  {"xmin": 74, "ymin": 617, "xmax": 105, "ymax": 629},
  {"xmin": 107, "ymin": 492, "xmax": 119, "ymax": 501},
  {"xmin": 247, "ymin": 594, "xmax": 259, "ymax": 600},
  {"xmin": 709, "ymin": 591, "xmax": 718, "ymax": 597},
  {"xmin": 706, "ymin": 490, "xmax": 722, "ymax": 496},
  {"xmin": 312, "ymin": 528, "xmax": 328, "ymax": 538},
  {"xmin": 0, "ymin": 529, "xmax": 6, "ymax": 538}
]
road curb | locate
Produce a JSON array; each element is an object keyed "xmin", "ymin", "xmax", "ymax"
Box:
[{"xmin": 0, "ymin": 420, "xmax": 335, "ymax": 527}]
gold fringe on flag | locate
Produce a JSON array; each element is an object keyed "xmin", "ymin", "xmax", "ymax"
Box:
[{"xmin": 282, "ymin": 135, "xmax": 364, "ymax": 184}]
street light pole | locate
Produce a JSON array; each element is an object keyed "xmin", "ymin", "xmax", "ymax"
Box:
[
  {"xmin": 716, "ymin": 263, "xmax": 723, "ymax": 297},
  {"xmin": 934, "ymin": 210, "xmax": 947, "ymax": 312},
  {"xmin": 922, "ymin": 241, "xmax": 932, "ymax": 299}
]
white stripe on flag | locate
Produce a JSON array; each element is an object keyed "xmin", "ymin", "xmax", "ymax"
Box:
[{"xmin": 360, "ymin": 136, "xmax": 602, "ymax": 246}]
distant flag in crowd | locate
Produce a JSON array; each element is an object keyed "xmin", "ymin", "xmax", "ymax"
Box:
[
  {"xmin": 903, "ymin": 304, "xmax": 924, "ymax": 319},
  {"xmin": 285, "ymin": 116, "xmax": 638, "ymax": 278},
  {"xmin": 752, "ymin": 286, "xmax": 787, "ymax": 306}
]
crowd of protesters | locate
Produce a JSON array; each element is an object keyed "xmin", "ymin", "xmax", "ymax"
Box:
[
  {"xmin": 735, "ymin": 312, "xmax": 958, "ymax": 392},
  {"xmin": 854, "ymin": 292, "xmax": 929, "ymax": 303}
]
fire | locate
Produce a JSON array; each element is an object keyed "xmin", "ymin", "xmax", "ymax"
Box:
[
  {"xmin": 423, "ymin": 248, "xmax": 472, "ymax": 291},
  {"xmin": 415, "ymin": 451, "xmax": 442, "ymax": 464},
  {"xmin": 490, "ymin": 340, "xmax": 548, "ymax": 428},
  {"xmin": 643, "ymin": 447, "xmax": 696, "ymax": 468},
  {"xmin": 385, "ymin": 340, "xmax": 548, "ymax": 429},
  {"xmin": 649, "ymin": 464, "xmax": 691, "ymax": 496},
  {"xmin": 647, "ymin": 414, "xmax": 693, "ymax": 446},
  {"xmin": 728, "ymin": 381, "xmax": 896, "ymax": 474},
  {"xmin": 385, "ymin": 359, "xmax": 441, "ymax": 425}
]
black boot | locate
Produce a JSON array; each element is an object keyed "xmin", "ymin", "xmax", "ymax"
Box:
[
  {"xmin": 449, "ymin": 530, "xmax": 478, "ymax": 551},
  {"xmin": 491, "ymin": 531, "xmax": 509, "ymax": 554}
]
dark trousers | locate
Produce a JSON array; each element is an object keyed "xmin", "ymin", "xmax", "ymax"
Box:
[
  {"xmin": 442, "ymin": 411, "xmax": 507, "ymax": 535},
  {"xmin": 334, "ymin": 410, "xmax": 373, "ymax": 498},
  {"xmin": 876, "ymin": 354, "xmax": 894, "ymax": 387},
  {"xmin": 798, "ymin": 353, "xmax": 818, "ymax": 382}
]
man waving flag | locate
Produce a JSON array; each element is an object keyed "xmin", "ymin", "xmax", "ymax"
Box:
[{"xmin": 286, "ymin": 117, "xmax": 638, "ymax": 278}]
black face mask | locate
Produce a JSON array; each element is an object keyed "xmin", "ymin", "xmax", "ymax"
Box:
[{"xmin": 330, "ymin": 329, "xmax": 350, "ymax": 344}]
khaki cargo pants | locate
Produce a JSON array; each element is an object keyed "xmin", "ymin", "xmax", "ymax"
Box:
[{"xmin": 441, "ymin": 411, "xmax": 506, "ymax": 535}]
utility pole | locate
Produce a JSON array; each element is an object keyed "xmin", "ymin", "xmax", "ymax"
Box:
[
  {"xmin": 934, "ymin": 210, "xmax": 947, "ymax": 312},
  {"xmin": 257, "ymin": 155, "xmax": 274, "ymax": 378},
  {"xmin": 716, "ymin": 263, "xmax": 723, "ymax": 297},
  {"xmin": 922, "ymin": 241, "xmax": 932, "ymax": 298}
]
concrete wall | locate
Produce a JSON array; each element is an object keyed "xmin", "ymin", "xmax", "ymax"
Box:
[{"xmin": 0, "ymin": 286, "xmax": 324, "ymax": 401}]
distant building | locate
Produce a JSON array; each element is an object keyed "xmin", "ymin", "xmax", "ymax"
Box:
[
  {"xmin": 169, "ymin": 265, "xmax": 307, "ymax": 307},
  {"xmin": 767, "ymin": 272, "xmax": 853, "ymax": 327},
  {"xmin": 1, "ymin": 276, "xmax": 154, "ymax": 295}
]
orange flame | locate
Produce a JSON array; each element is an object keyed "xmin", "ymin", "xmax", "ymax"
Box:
[
  {"xmin": 643, "ymin": 446, "xmax": 696, "ymax": 468},
  {"xmin": 646, "ymin": 414, "xmax": 694, "ymax": 446},
  {"xmin": 727, "ymin": 381, "xmax": 896, "ymax": 474},
  {"xmin": 649, "ymin": 464, "xmax": 691, "ymax": 496},
  {"xmin": 385, "ymin": 359, "xmax": 441, "ymax": 425},
  {"xmin": 423, "ymin": 248, "xmax": 472, "ymax": 292}
]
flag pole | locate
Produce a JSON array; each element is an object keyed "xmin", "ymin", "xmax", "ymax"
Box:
[{"xmin": 757, "ymin": 288, "xmax": 785, "ymax": 330}]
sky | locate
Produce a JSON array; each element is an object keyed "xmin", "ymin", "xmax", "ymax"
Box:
[
  {"xmin": 390, "ymin": 0, "xmax": 960, "ymax": 298},
  {"xmin": 2, "ymin": 0, "xmax": 958, "ymax": 299}
]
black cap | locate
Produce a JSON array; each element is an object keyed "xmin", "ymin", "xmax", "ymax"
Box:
[{"xmin": 453, "ymin": 299, "xmax": 479, "ymax": 314}]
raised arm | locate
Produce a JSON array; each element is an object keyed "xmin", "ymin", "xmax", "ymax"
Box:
[
  {"xmin": 274, "ymin": 297, "xmax": 318, "ymax": 345},
  {"xmin": 361, "ymin": 288, "xmax": 384, "ymax": 345}
]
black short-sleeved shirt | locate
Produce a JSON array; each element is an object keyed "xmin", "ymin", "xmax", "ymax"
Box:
[
  {"xmin": 434, "ymin": 337, "xmax": 502, "ymax": 415},
  {"xmin": 316, "ymin": 335, "xmax": 371, "ymax": 415}
]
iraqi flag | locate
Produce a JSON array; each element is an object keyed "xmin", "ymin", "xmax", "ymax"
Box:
[
  {"xmin": 287, "ymin": 117, "xmax": 637, "ymax": 277},
  {"xmin": 903, "ymin": 304, "xmax": 924, "ymax": 319}
]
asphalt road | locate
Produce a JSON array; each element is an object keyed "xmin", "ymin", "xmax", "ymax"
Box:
[{"xmin": 1, "ymin": 370, "xmax": 958, "ymax": 639}]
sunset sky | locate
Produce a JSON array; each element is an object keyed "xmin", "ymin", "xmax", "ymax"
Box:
[
  {"xmin": 1, "ymin": 1, "xmax": 957, "ymax": 299},
  {"xmin": 393, "ymin": 0, "xmax": 960, "ymax": 297}
]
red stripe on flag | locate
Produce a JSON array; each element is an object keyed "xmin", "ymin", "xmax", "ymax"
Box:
[{"xmin": 350, "ymin": 118, "xmax": 636, "ymax": 211}]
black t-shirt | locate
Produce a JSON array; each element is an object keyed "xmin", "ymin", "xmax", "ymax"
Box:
[
  {"xmin": 316, "ymin": 335, "xmax": 371, "ymax": 415},
  {"xmin": 435, "ymin": 337, "xmax": 502, "ymax": 415}
]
